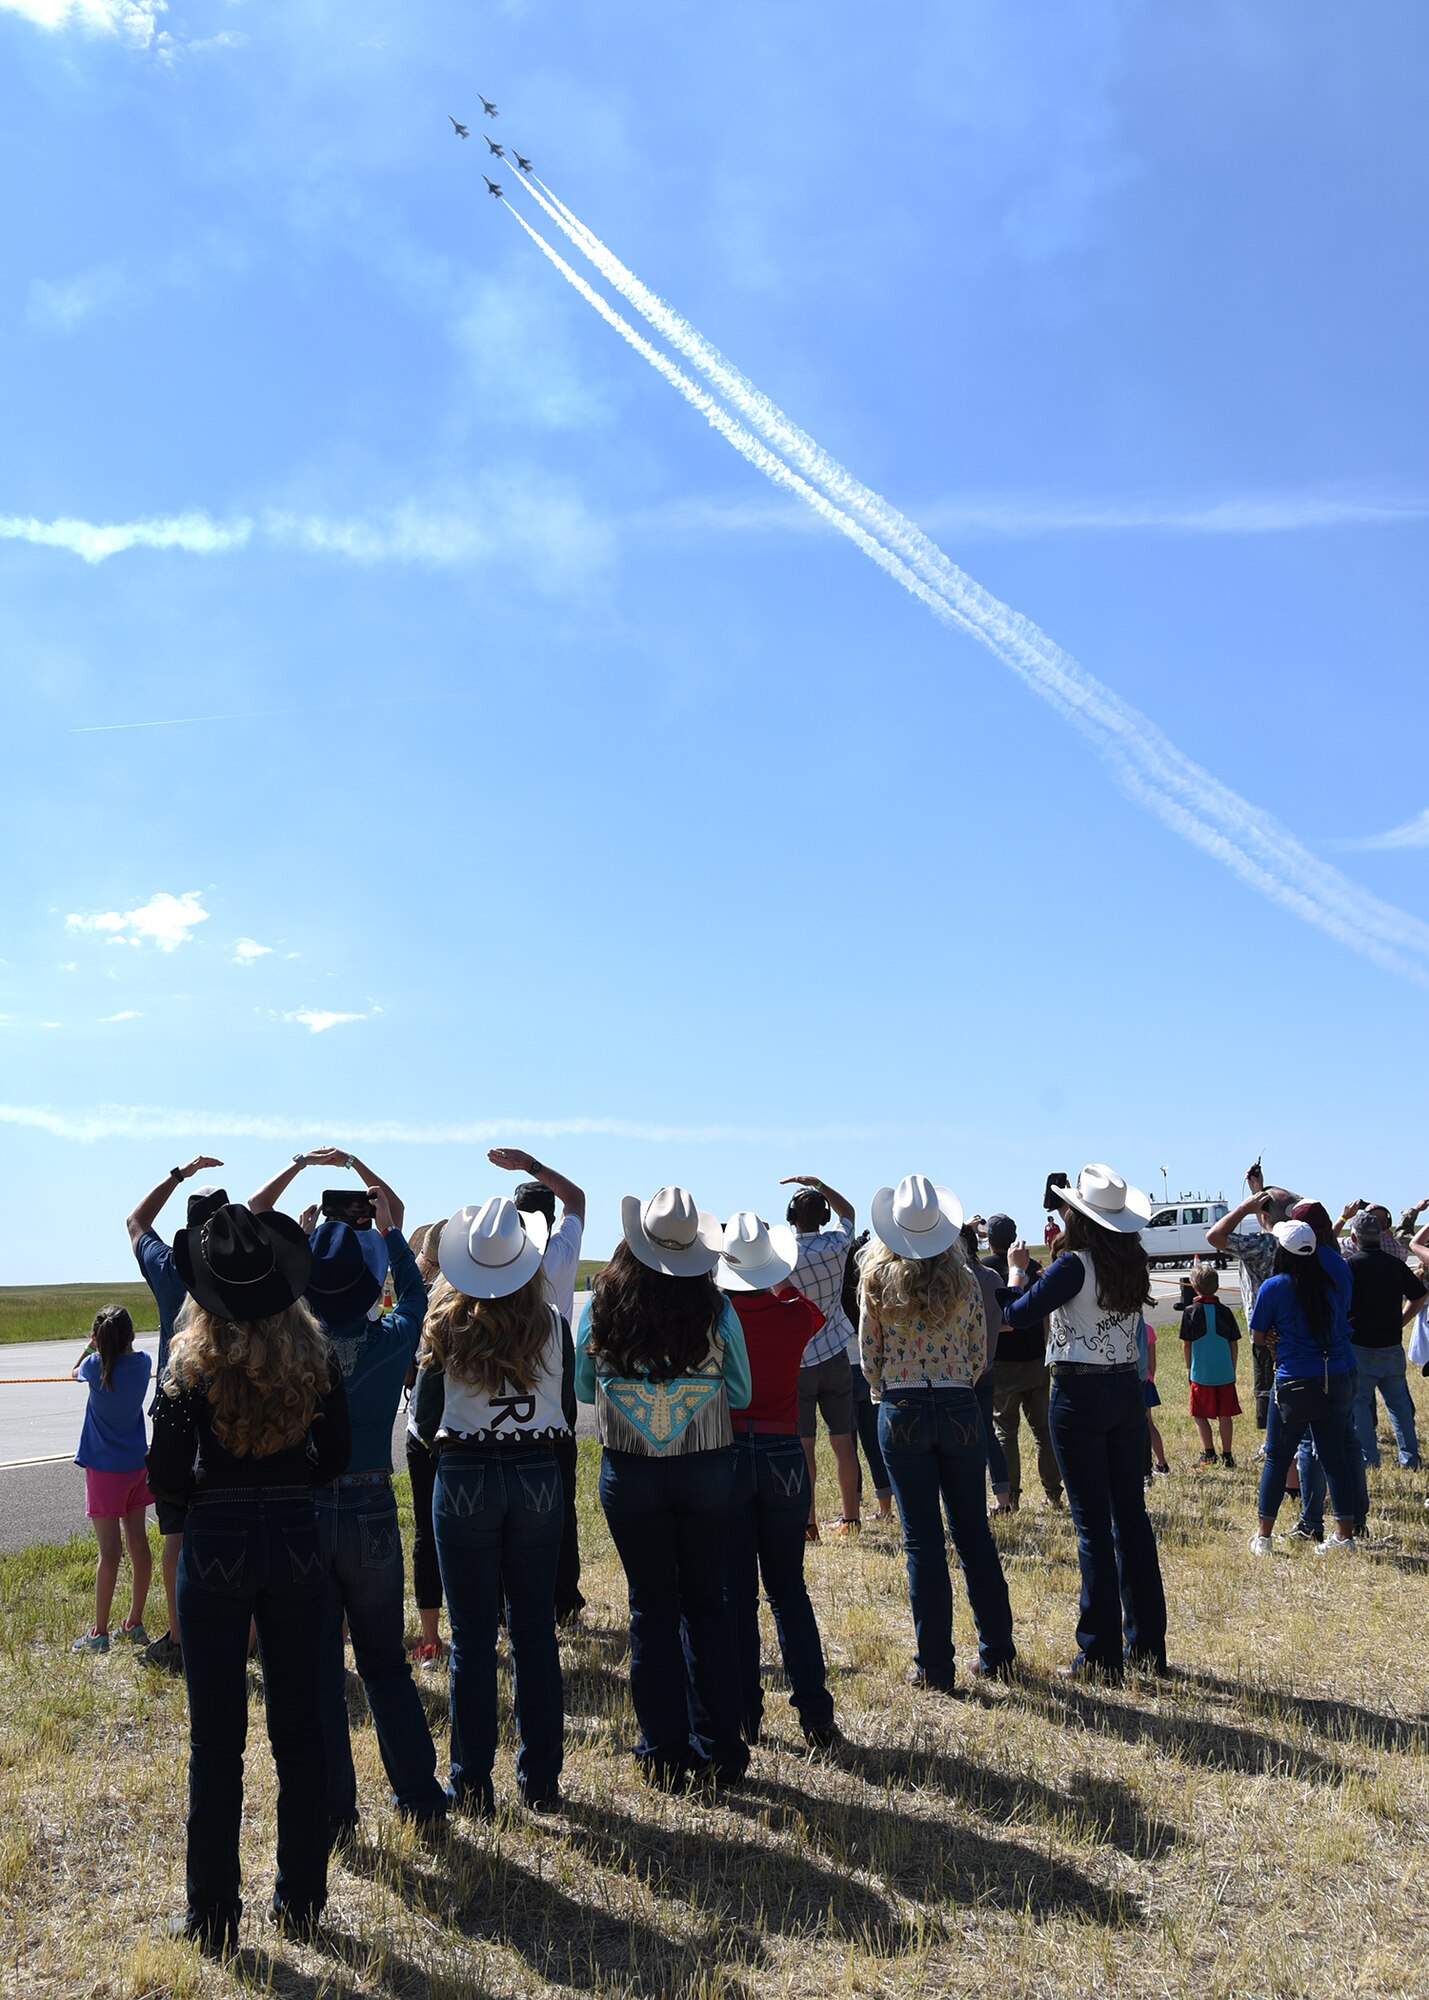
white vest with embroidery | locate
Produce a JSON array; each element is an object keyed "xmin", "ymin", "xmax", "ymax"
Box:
[
  {"xmin": 438, "ymin": 1307, "xmax": 570, "ymax": 1446},
  {"xmin": 1046, "ymin": 1252, "xmax": 1140, "ymax": 1368}
]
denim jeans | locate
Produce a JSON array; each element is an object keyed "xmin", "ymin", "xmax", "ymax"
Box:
[
  {"xmin": 1047, "ymin": 1370, "xmax": 1168, "ymax": 1673},
  {"xmin": 314, "ymin": 1482, "xmax": 445, "ymax": 1827},
  {"xmin": 973, "ymin": 1368, "xmax": 1010, "ymax": 1492},
  {"xmin": 434, "ymin": 1446, "xmax": 564, "ymax": 1810},
  {"xmin": 599, "ymin": 1446, "xmax": 747, "ymax": 1783},
  {"xmin": 726, "ymin": 1433, "xmax": 833, "ymax": 1737},
  {"xmin": 1297, "ymin": 1436, "xmax": 1326, "ymax": 1538},
  {"xmin": 1351, "ymin": 1344, "xmax": 1421, "ymax": 1469},
  {"xmin": 176, "ymin": 1491, "xmax": 329, "ymax": 1934},
  {"xmin": 877, "ymin": 1385, "xmax": 1015, "ymax": 1684},
  {"xmin": 849, "ymin": 1361, "xmax": 892, "ymax": 1500},
  {"xmin": 1258, "ymin": 1371, "xmax": 1363, "ymax": 1525},
  {"xmin": 405, "ymin": 1434, "xmax": 443, "ymax": 1611},
  {"xmin": 993, "ymin": 1358, "xmax": 1061, "ymax": 1505}
]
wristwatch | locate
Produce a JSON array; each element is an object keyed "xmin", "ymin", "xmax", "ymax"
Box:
[
  {"xmin": 292, "ymin": 1152, "xmax": 306, "ymax": 1167},
  {"xmin": 170, "ymin": 1165, "xmax": 185, "ymax": 1182}
]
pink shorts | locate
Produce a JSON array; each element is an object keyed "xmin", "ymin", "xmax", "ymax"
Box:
[{"xmin": 84, "ymin": 1466, "xmax": 154, "ymax": 1519}]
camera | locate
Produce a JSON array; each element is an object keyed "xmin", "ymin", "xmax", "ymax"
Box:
[{"xmin": 321, "ymin": 1189, "xmax": 376, "ymax": 1227}]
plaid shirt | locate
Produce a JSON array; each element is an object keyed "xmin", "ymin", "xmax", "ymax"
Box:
[
  {"xmin": 791, "ymin": 1216, "xmax": 855, "ymax": 1367},
  {"xmin": 1225, "ymin": 1227, "xmax": 1278, "ymax": 1321}
]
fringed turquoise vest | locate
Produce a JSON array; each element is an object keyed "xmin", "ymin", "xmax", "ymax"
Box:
[{"xmin": 594, "ymin": 1333, "xmax": 732, "ymax": 1457}]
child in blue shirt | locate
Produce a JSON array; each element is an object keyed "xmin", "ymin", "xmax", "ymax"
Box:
[
  {"xmin": 71, "ymin": 1306, "xmax": 153, "ymax": 1654},
  {"xmin": 1181, "ymin": 1266, "xmax": 1242, "ymax": 1468}
]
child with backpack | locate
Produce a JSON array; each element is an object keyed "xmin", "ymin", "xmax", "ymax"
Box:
[
  {"xmin": 1181, "ymin": 1265, "xmax": 1242, "ymax": 1467},
  {"xmin": 71, "ymin": 1306, "xmax": 153, "ymax": 1653}
]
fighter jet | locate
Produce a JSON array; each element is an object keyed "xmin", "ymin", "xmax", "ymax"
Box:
[
  {"xmin": 483, "ymin": 175, "xmax": 504, "ymax": 198},
  {"xmin": 448, "ymin": 116, "xmax": 469, "ymax": 138},
  {"xmin": 479, "ymin": 94, "xmax": 498, "ymax": 117},
  {"xmin": 484, "ymin": 135, "xmax": 504, "ymax": 157},
  {"xmin": 513, "ymin": 151, "xmax": 533, "ymax": 172}
]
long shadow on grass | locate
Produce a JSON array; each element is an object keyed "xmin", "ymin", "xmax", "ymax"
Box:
[
  {"xmin": 831, "ymin": 1737, "xmax": 1176, "ymax": 1860},
  {"xmin": 1015, "ymin": 1677, "xmax": 1350, "ymax": 1785},
  {"xmin": 721, "ymin": 1773, "xmax": 1135, "ymax": 1925},
  {"xmin": 557, "ymin": 1792, "xmax": 915, "ymax": 1950},
  {"xmin": 1175, "ymin": 1670, "xmax": 1429, "ymax": 1753},
  {"xmin": 341, "ymin": 1824, "xmax": 753, "ymax": 1998}
]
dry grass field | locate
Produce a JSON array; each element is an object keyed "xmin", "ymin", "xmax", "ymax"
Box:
[{"xmin": 4, "ymin": 1356, "xmax": 1429, "ymax": 2000}]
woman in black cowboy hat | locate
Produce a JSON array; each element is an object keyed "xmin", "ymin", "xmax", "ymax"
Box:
[{"xmin": 147, "ymin": 1204, "xmax": 350, "ymax": 1956}]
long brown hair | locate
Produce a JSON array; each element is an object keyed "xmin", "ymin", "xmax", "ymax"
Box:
[
  {"xmin": 166, "ymin": 1303, "xmax": 332, "ymax": 1458},
  {"xmin": 419, "ymin": 1270, "xmax": 552, "ymax": 1393},
  {"xmin": 1060, "ymin": 1208, "xmax": 1152, "ymax": 1316},
  {"xmin": 92, "ymin": 1304, "xmax": 135, "ymax": 1391},
  {"xmin": 587, "ymin": 1242, "xmax": 722, "ymax": 1379}
]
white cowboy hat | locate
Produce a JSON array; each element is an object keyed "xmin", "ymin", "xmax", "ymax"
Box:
[
  {"xmin": 869, "ymin": 1175, "xmax": 964, "ymax": 1261},
  {"xmin": 621, "ymin": 1186, "xmax": 723, "ymax": 1278},
  {"xmin": 717, "ymin": 1211, "xmax": 799, "ymax": 1294},
  {"xmin": 1056, "ymin": 1164, "xmax": 1152, "ymax": 1235},
  {"xmin": 438, "ymin": 1196, "xmax": 545, "ymax": 1300}
]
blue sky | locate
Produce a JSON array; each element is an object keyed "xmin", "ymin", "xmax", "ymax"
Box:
[{"xmin": 3, "ymin": 0, "xmax": 1426, "ymax": 1282}]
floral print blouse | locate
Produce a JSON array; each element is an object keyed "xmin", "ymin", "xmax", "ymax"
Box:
[{"xmin": 859, "ymin": 1282, "xmax": 988, "ymax": 1400}]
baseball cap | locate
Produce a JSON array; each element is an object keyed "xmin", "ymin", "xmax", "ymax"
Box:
[
  {"xmin": 1289, "ymin": 1200, "xmax": 1334, "ymax": 1243},
  {"xmin": 985, "ymin": 1214, "xmax": 1017, "ymax": 1251},
  {"xmin": 1351, "ymin": 1207, "xmax": 1383, "ymax": 1244},
  {"xmin": 1272, "ymin": 1219, "xmax": 1317, "ymax": 1257}
]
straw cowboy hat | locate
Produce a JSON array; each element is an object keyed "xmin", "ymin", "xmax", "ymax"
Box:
[
  {"xmin": 869, "ymin": 1175, "xmax": 964, "ymax": 1261},
  {"xmin": 439, "ymin": 1197, "xmax": 545, "ymax": 1300},
  {"xmin": 717, "ymin": 1211, "xmax": 799, "ymax": 1294},
  {"xmin": 621, "ymin": 1186, "xmax": 723, "ymax": 1278},
  {"xmin": 1056, "ymin": 1164, "xmax": 1152, "ymax": 1235},
  {"xmin": 174, "ymin": 1203, "xmax": 313, "ymax": 1322}
]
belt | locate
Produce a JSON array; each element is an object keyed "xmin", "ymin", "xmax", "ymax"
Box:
[
  {"xmin": 733, "ymin": 1418, "xmax": 800, "ymax": 1437},
  {"xmin": 1051, "ymin": 1361, "xmax": 1138, "ymax": 1377},
  {"xmin": 328, "ymin": 1470, "xmax": 392, "ymax": 1489}
]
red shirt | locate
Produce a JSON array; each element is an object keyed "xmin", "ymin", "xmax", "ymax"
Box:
[{"xmin": 729, "ymin": 1287, "xmax": 825, "ymax": 1431}]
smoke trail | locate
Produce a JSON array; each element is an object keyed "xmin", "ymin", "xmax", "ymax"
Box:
[{"xmin": 508, "ymin": 176, "xmax": 1429, "ymax": 978}]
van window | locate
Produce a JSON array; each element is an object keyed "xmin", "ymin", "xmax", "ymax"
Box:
[
  {"xmin": 1212, "ymin": 1204, "xmax": 1228, "ymax": 1222},
  {"xmin": 1148, "ymin": 1209, "xmax": 1177, "ymax": 1231},
  {"xmin": 1182, "ymin": 1207, "xmax": 1208, "ymax": 1226}
]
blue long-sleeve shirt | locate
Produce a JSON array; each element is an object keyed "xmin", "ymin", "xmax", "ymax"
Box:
[
  {"xmin": 997, "ymin": 1253, "xmax": 1087, "ymax": 1328},
  {"xmin": 317, "ymin": 1229, "xmax": 428, "ymax": 1475}
]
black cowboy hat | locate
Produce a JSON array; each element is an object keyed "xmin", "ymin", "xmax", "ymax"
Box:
[
  {"xmin": 305, "ymin": 1218, "xmax": 381, "ymax": 1322},
  {"xmin": 174, "ymin": 1204, "xmax": 313, "ymax": 1322}
]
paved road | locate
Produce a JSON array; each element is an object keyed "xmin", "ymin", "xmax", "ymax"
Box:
[{"xmin": 0, "ymin": 1274, "xmax": 1202, "ymax": 1553}]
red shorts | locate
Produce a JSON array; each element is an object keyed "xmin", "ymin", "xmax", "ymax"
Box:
[
  {"xmin": 1189, "ymin": 1382, "xmax": 1241, "ymax": 1420},
  {"xmin": 84, "ymin": 1466, "xmax": 154, "ymax": 1519}
]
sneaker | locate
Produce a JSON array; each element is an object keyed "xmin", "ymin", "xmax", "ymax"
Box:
[
  {"xmin": 1248, "ymin": 1533, "xmax": 1273, "ymax": 1556},
  {"xmin": 1285, "ymin": 1520, "xmax": 1319, "ymax": 1544},
  {"xmin": 825, "ymin": 1517, "xmax": 860, "ymax": 1536},
  {"xmin": 1152, "ymin": 1462, "xmax": 1171, "ymax": 1477},
  {"xmin": 1221, "ymin": 1453, "xmax": 1236, "ymax": 1470},
  {"xmin": 117, "ymin": 1621, "xmax": 149, "ymax": 1647},
  {"xmin": 1198, "ymin": 1450, "xmax": 1219, "ymax": 1468},
  {"xmin": 71, "ymin": 1628, "xmax": 110, "ymax": 1654},
  {"xmin": 1317, "ymin": 1535, "xmax": 1358, "ymax": 1555},
  {"xmin": 410, "ymin": 1639, "xmax": 446, "ymax": 1666},
  {"xmin": 142, "ymin": 1631, "xmax": 184, "ymax": 1675}
]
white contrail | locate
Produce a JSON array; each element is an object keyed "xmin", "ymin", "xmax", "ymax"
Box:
[
  {"xmin": 71, "ymin": 708, "xmax": 289, "ymax": 734},
  {"xmin": 506, "ymin": 178, "xmax": 1429, "ymax": 979}
]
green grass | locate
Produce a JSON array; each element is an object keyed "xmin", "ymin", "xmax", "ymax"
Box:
[
  {"xmin": 5, "ymin": 1361, "xmax": 1429, "ymax": 1998},
  {"xmin": 0, "ymin": 1283, "xmax": 158, "ymax": 1346}
]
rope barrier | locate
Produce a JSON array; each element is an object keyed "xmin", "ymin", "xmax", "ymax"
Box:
[{"xmin": 0, "ymin": 1376, "xmax": 76, "ymax": 1385}]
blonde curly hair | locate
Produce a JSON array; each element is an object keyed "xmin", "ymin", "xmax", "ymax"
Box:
[
  {"xmin": 859, "ymin": 1236, "xmax": 975, "ymax": 1330},
  {"xmin": 419, "ymin": 1270, "xmax": 552, "ymax": 1395},
  {"xmin": 165, "ymin": 1301, "xmax": 332, "ymax": 1458}
]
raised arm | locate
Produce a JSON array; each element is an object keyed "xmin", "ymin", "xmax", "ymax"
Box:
[
  {"xmin": 1207, "ymin": 1193, "xmax": 1260, "ymax": 1255},
  {"xmin": 249, "ymin": 1148, "xmax": 325, "ymax": 1214},
  {"xmin": 779, "ymin": 1175, "xmax": 854, "ymax": 1224},
  {"xmin": 126, "ymin": 1155, "xmax": 224, "ymax": 1248},
  {"xmin": 341, "ymin": 1152, "xmax": 404, "ymax": 1231},
  {"xmin": 488, "ymin": 1147, "xmax": 585, "ymax": 1224}
]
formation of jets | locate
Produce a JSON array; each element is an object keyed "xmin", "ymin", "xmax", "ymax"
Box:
[{"xmin": 449, "ymin": 97, "xmax": 535, "ymax": 194}]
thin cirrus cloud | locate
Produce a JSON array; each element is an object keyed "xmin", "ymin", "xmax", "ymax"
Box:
[
  {"xmin": 0, "ymin": 1101, "xmax": 880, "ymax": 1147},
  {"xmin": 1339, "ymin": 808, "xmax": 1429, "ymax": 852},
  {"xmin": 231, "ymin": 937, "xmax": 274, "ymax": 965},
  {"xmin": 66, "ymin": 889, "xmax": 209, "ymax": 951},
  {"xmin": 98, "ymin": 1010, "xmax": 142, "ymax": 1022}
]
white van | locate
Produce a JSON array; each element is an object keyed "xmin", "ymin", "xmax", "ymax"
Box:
[{"xmin": 1142, "ymin": 1196, "xmax": 1230, "ymax": 1267}]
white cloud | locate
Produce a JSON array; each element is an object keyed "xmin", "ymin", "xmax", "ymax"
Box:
[
  {"xmin": 0, "ymin": 512, "xmax": 251, "ymax": 563},
  {"xmin": 0, "ymin": 0, "xmax": 165, "ymax": 45},
  {"xmin": 0, "ymin": 1100, "xmax": 879, "ymax": 1146},
  {"xmin": 98, "ymin": 1009, "xmax": 141, "ymax": 1022},
  {"xmin": 282, "ymin": 1008, "xmax": 365, "ymax": 1034},
  {"xmin": 58, "ymin": 961, "xmax": 76, "ymax": 971},
  {"xmin": 231, "ymin": 937, "xmax": 273, "ymax": 964},
  {"xmin": 67, "ymin": 890, "xmax": 209, "ymax": 951},
  {"xmin": 1340, "ymin": 807, "xmax": 1429, "ymax": 852}
]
